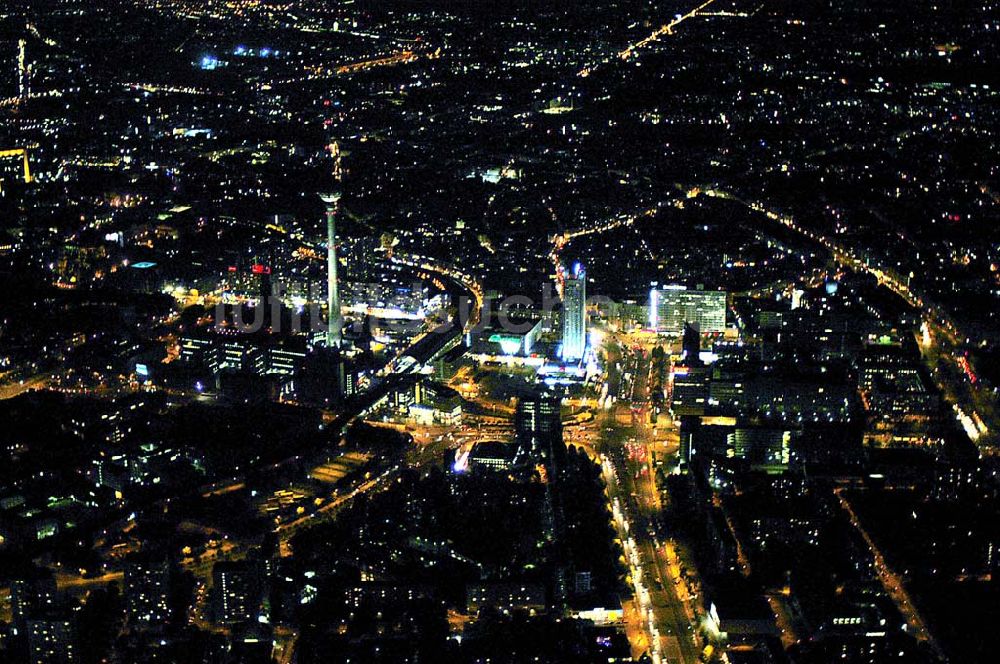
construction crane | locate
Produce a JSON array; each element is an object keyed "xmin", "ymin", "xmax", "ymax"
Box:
[{"xmin": 0, "ymin": 145, "xmax": 37, "ymax": 193}]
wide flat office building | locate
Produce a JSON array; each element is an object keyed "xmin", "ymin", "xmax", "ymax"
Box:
[{"xmin": 649, "ymin": 286, "xmax": 726, "ymax": 335}]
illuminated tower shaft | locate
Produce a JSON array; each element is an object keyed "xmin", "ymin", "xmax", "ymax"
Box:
[
  {"xmin": 323, "ymin": 194, "xmax": 342, "ymax": 348},
  {"xmin": 321, "ymin": 141, "xmax": 344, "ymax": 348}
]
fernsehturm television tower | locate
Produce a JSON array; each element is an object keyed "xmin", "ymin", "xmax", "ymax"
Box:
[{"xmin": 320, "ymin": 141, "xmax": 343, "ymax": 348}]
